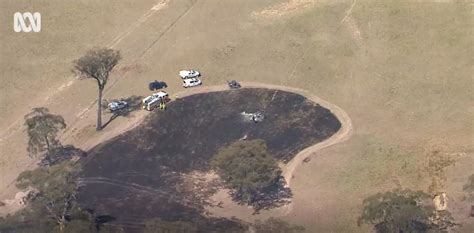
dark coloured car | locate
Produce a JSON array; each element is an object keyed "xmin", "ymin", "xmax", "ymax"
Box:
[
  {"xmin": 149, "ymin": 80, "xmax": 168, "ymax": 91},
  {"xmin": 227, "ymin": 80, "xmax": 241, "ymax": 89}
]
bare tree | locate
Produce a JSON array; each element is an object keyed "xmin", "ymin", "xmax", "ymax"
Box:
[
  {"xmin": 73, "ymin": 48, "xmax": 121, "ymax": 130},
  {"xmin": 24, "ymin": 107, "xmax": 66, "ymax": 163}
]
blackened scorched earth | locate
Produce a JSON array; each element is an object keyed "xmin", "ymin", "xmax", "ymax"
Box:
[{"xmin": 77, "ymin": 88, "xmax": 341, "ymax": 232}]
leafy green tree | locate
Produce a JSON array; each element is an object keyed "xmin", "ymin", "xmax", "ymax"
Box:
[
  {"xmin": 73, "ymin": 48, "xmax": 121, "ymax": 130},
  {"xmin": 24, "ymin": 107, "xmax": 66, "ymax": 163},
  {"xmin": 358, "ymin": 189, "xmax": 456, "ymax": 233},
  {"xmin": 253, "ymin": 218, "xmax": 305, "ymax": 233},
  {"xmin": 16, "ymin": 161, "xmax": 81, "ymax": 232},
  {"xmin": 211, "ymin": 140, "xmax": 281, "ymax": 205},
  {"xmin": 0, "ymin": 213, "xmax": 57, "ymax": 233},
  {"xmin": 0, "ymin": 213, "xmax": 119, "ymax": 233}
]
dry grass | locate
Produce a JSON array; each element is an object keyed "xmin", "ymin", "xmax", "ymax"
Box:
[{"xmin": 0, "ymin": 0, "xmax": 472, "ymax": 232}]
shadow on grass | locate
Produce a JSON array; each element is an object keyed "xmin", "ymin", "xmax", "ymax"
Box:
[
  {"xmin": 38, "ymin": 145, "xmax": 87, "ymax": 167},
  {"xmin": 101, "ymin": 95, "xmax": 143, "ymax": 129}
]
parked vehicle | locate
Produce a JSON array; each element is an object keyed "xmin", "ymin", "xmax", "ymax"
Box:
[
  {"xmin": 227, "ymin": 80, "xmax": 241, "ymax": 89},
  {"xmin": 152, "ymin": 91, "xmax": 169, "ymax": 100},
  {"xmin": 149, "ymin": 80, "xmax": 167, "ymax": 91},
  {"xmin": 182, "ymin": 78, "xmax": 202, "ymax": 88},
  {"xmin": 143, "ymin": 97, "xmax": 163, "ymax": 111},
  {"xmin": 108, "ymin": 100, "xmax": 128, "ymax": 112},
  {"xmin": 179, "ymin": 70, "xmax": 200, "ymax": 79},
  {"xmin": 142, "ymin": 91, "xmax": 170, "ymax": 111}
]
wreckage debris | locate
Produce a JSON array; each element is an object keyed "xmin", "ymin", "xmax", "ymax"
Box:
[{"xmin": 241, "ymin": 111, "xmax": 264, "ymax": 123}]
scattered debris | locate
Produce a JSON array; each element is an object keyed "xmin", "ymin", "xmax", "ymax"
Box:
[
  {"xmin": 241, "ymin": 111, "xmax": 264, "ymax": 123},
  {"xmin": 227, "ymin": 80, "xmax": 241, "ymax": 89},
  {"xmin": 303, "ymin": 157, "xmax": 311, "ymax": 163},
  {"xmin": 470, "ymin": 205, "xmax": 474, "ymax": 217}
]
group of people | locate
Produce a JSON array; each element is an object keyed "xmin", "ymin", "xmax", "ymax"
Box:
[{"xmin": 158, "ymin": 101, "xmax": 166, "ymax": 110}]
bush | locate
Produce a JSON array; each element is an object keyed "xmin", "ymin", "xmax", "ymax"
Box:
[
  {"xmin": 358, "ymin": 189, "xmax": 457, "ymax": 233},
  {"xmin": 211, "ymin": 140, "xmax": 281, "ymax": 204}
]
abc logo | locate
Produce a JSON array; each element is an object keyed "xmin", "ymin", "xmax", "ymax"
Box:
[{"xmin": 14, "ymin": 12, "xmax": 41, "ymax": 33}]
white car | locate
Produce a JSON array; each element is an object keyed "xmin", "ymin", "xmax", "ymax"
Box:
[
  {"xmin": 108, "ymin": 100, "xmax": 128, "ymax": 112},
  {"xmin": 183, "ymin": 78, "xmax": 202, "ymax": 88},
  {"xmin": 179, "ymin": 70, "xmax": 200, "ymax": 79}
]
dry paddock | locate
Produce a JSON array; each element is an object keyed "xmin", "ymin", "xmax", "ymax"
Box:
[{"xmin": 0, "ymin": 0, "xmax": 472, "ymax": 232}]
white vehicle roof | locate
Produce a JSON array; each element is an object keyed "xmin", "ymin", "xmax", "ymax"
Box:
[
  {"xmin": 108, "ymin": 101, "xmax": 123, "ymax": 107},
  {"xmin": 152, "ymin": 91, "xmax": 168, "ymax": 98},
  {"xmin": 147, "ymin": 97, "xmax": 162, "ymax": 105},
  {"xmin": 143, "ymin": 91, "xmax": 168, "ymax": 103},
  {"xmin": 179, "ymin": 70, "xmax": 199, "ymax": 78},
  {"xmin": 179, "ymin": 70, "xmax": 193, "ymax": 75},
  {"xmin": 183, "ymin": 78, "xmax": 199, "ymax": 83},
  {"xmin": 142, "ymin": 95, "xmax": 155, "ymax": 104}
]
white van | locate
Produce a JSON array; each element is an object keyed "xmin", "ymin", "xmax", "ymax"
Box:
[
  {"xmin": 143, "ymin": 97, "xmax": 162, "ymax": 111},
  {"xmin": 182, "ymin": 78, "xmax": 202, "ymax": 88},
  {"xmin": 142, "ymin": 91, "xmax": 169, "ymax": 110}
]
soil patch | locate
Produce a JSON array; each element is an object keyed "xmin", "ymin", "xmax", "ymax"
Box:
[{"xmin": 77, "ymin": 88, "xmax": 341, "ymax": 232}]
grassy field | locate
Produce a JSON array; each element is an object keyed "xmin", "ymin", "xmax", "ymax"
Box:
[
  {"xmin": 0, "ymin": 0, "xmax": 472, "ymax": 232},
  {"xmin": 275, "ymin": 1, "xmax": 473, "ymax": 232}
]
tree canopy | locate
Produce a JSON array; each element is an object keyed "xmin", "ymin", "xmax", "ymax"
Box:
[
  {"xmin": 358, "ymin": 189, "xmax": 456, "ymax": 233},
  {"xmin": 211, "ymin": 139, "xmax": 281, "ymax": 205},
  {"xmin": 16, "ymin": 161, "xmax": 81, "ymax": 231},
  {"xmin": 73, "ymin": 48, "xmax": 121, "ymax": 130},
  {"xmin": 73, "ymin": 48, "xmax": 121, "ymax": 90},
  {"xmin": 24, "ymin": 107, "xmax": 66, "ymax": 161}
]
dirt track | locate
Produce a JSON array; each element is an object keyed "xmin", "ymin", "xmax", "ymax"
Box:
[{"xmin": 2, "ymin": 1, "xmax": 472, "ymax": 231}]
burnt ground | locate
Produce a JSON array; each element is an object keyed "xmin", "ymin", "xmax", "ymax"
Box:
[{"xmin": 77, "ymin": 88, "xmax": 341, "ymax": 232}]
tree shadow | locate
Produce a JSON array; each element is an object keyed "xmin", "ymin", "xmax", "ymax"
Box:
[
  {"xmin": 80, "ymin": 208, "xmax": 117, "ymax": 231},
  {"xmin": 229, "ymin": 176, "xmax": 293, "ymax": 214},
  {"xmin": 38, "ymin": 144, "xmax": 87, "ymax": 167},
  {"xmin": 101, "ymin": 95, "xmax": 143, "ymax": 129}
]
